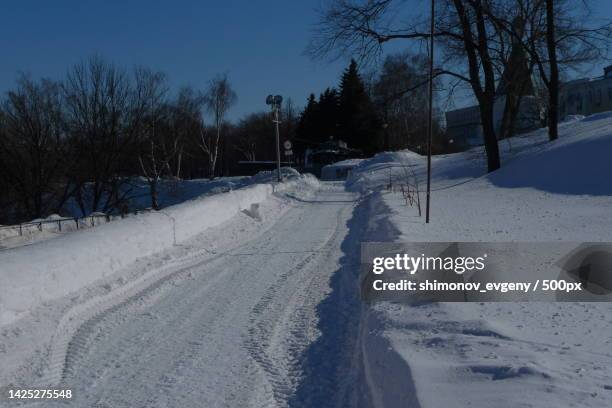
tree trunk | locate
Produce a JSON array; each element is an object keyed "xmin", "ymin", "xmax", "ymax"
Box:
[
  {"xmin": 500, "ymin": 92, "xmax": 527, "ymax": 141},
  {"xmin": 546, "ymin": 0, "xmax": 559, "ymax": 141},
  {"xmin": 452, "ymin": 0, "xmax": 501, "ymax": 173},
  {"xmin": 480, "ymin": 102, "xmax": 501, "ymax": 172},
  {"xmin": 175, "ymin": 148, "xmax": 182, "ymax": 179},
  {"xmin": 500, "ymin": 96, "xmax": 515, "ymax": 140},
  {"xmin": 150, "ymin": 180, "xmax": 159, "ymax": 210},
  {"xmin": 210, "ymin": 127, "xmax": 220, "ymax": 179}
]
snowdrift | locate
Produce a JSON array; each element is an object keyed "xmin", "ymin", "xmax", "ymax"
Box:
[
  {"xmin": 349, "ymin": 113, "xmax": 612, "ymax": 407},
  {"xmin": 320, "ymin": 159, "xmax": 363, "ymax": 180},
  {"xmin": 0, "ymin": 174, "xmax": 318, "ymax": 326},
  {"xmin": 487, "ymin": 127, "xmax": 612, "ymax": 196},
  {"xmin": 349, "ymin": 111, "xmax": 612, "ymax": 196},
  {"xmin": 0, "ymin": 168, "xmax": 303, "ymax": 250}
]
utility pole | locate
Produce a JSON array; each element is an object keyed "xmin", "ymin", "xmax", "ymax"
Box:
[
  {"xmin": 273, "ymin": 108, "xmax": 282, "ymax": 182},
  {"xmin": 266, "ymin": 94, "xmax": 283, "ymax": 182},
  {"xmin": 425, "ymin": 0, "xmax": 435, "ymax": 224}
]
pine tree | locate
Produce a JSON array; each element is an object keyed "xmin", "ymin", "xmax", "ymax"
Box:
[
  {"xmin": 338, "ymin": 59, "xmax": 381, "ymax": 155},
  {"xmin": 317, "ymin": 87, "xmax": 339, "ymax": 141},
  {"xmin": 297, "ymin": 94, "xmax": 317, "ymax": 140},
  {"xmin": 296, "ymin": 94, "xmax": 319, "ymax": 158},
  {"xmin": 297, "ymin": 88, "xmax": 340, "ymax": 146}
]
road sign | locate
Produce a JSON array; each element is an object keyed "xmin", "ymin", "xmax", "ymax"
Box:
[
  {"xmin": 284, "ymin": 149, "xmax": 293, "ymax": 156},
  {"xmin": 283, "ymin": 140, "xmax": 292, "ymax": 150}
]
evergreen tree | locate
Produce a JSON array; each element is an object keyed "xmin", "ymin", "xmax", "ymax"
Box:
[
  {"xmin": 337, "ymin": 59, "xmax": 381, "ymax": 155},
  {"xmin": 297, "ymin": 60, "xmax": 382, "ymax": 157},
  {"xmin": 297, "ymin": 93, "xmax": 318, "ymax": 141},
  {"xmin": 297, "ymin": 89, "xmax": 339, "ymax": 147},
  {"xmin": 296, "ymin": 93, "xmax": 319, "ymax": 158},
  {"xmin": 317, "ymin": 87, "xmax": 339, "ymax": 141}
]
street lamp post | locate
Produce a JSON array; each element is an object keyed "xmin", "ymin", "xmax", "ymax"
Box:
[
  {"xmin": 425, "ymin": 0, "xmax": 435, "ymax": 224},
  {"xmin": 266, "ymin": 94, "xmax": 283, "ymax": 182}
]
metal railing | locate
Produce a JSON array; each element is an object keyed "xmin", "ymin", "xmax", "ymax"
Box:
[{"xmin": 0, "ymin": 213, "xmax": 122, "ymax": 239}]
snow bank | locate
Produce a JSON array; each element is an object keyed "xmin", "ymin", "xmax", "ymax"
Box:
[
  {"xmin": 0, "ymin": 214, "xmax": 110, "ymax": 250},
  {"xmin": 351, "ymin": 113, "xmax": 612, "ymax": 407},
  {"xmin": 320, "ymin": 159, "xmax": 363, "ymax": 180},
  {"xmin": 0, "ymin": 173, "xmax": 318, "ymax": 326},
  {"xmin": 346, "ymin": 150, "xmax": 426, "ymax": 193},
  {"xmin": 60, "ymin": 176, "xmax": 250, "ymax": 218},
  {"xmin": 1, "ymin": 169, "xmax": 305, "ymax": 250}
]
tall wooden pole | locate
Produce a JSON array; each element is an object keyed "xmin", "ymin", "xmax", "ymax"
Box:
[
  {"xmin": 425, "ymin": 0, "xmax": 435, "ymax": 224},
  {"xmin": 274, "ymin": 106, "xmax": 282, "ymax": 182}
]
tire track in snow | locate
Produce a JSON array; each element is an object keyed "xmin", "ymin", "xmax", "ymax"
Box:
[
  {"xmin": 26, "ymin": 195, "xmax": 296, "ymax": 391},
  {"xmin": 244, "ymin": 200, "xmax": 352, "ymax": 408},
  {"xmin": 46, "ymin": 249, "xmax": 233, "ymax": 390},
  {"xmin": 14, "ymin": 186, "xmax": 360, "ymax": 407}
]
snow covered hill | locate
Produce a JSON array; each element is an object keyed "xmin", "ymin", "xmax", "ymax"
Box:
[
  {"xmin": 1, "ymin": 113, "xmax": 611, "ymax": 408},
  {"xmin": 351, "ymin": 113, "xmax": 612, "ymax": 407},
  {"xmin": 0, "ymin": 171, "xmax": 318, "ymax": 327}
]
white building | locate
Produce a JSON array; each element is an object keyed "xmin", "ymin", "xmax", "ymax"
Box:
[
  {"xmin": 444, "ymin": 17, "xmax": 544, "ymax": 150},
  {"xmin": 445, "ymin": 95, "xmax": 542, "ymax": 149},
  {"xmin": 444, "ymin": 104, "xmax": 483, "ymax": 148},
  {"xmin": 560, "ymin": 65, "xmax": 612, "ymax": 119}
]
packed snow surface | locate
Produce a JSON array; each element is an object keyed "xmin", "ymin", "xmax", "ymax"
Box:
[
  {"xmin": 350, "ymin": 113, "xmax": 612, "ymax": 407},
  {"xmin": 1, "ymin": 113, "xmax": 612, "ymax": 407},
  {"xmin": 0, "ymin": 171, "xmax": 317, "ymax": 326},
  {"xmin": 0, "ymin": 181, "xmax": 365, "ymax": 408}
]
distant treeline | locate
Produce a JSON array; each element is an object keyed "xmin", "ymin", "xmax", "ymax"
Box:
[
  {"xmin": 0, "ymin": 53, "xmax": 441, "ymax": 224},
  {"xmin": 0, "ymin": 57, "xmax": 248, "ymax": 223},
  {"xmin": 295, "ymin": 57, "xmax": 446, "ymax": 158}
]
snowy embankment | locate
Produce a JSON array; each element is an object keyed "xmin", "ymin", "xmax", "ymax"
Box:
[
  {"xmin": 321, "ymin": 158, "xmax": 364, "ymax": 180},
  {"xmin": 0, "ymin": 172, "xmax": 296, "ymax": 250},
  {"xmin": 0, "ymin": 171, "xmax": 318, "ymax": 327},
  {"xmin": 351, "ymin": 113, "xmax": 612, "ymax": 407}
]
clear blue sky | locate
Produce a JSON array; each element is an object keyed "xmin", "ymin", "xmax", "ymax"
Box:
[
  {"xmin": 0, "ymin": 0, "xmax": 349, "ymax": 121},
  {"xmin": 1, "ymin": 1, "xmax": 611, "ymax": 120}
]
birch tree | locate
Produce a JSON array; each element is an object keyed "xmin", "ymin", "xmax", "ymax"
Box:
[
  {"xmin": 201, "ymin": 74, "xmax": 237, "ymax": 179},
  {"xmin": 134, "ymin": 68, "xmax": 174, "ymax": 210}
]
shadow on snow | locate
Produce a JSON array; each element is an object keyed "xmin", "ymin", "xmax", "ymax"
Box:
[{"xmin": 288, "ymin": 191, "xmax": 420, "ymax": 408}]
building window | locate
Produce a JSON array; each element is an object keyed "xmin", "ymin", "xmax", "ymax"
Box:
[{"xmin": 597, "ymin": 89, "xmax": 602, "ymax": 106}]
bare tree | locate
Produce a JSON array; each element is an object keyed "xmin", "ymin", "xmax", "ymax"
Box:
[
  {"xmin": 169, "ymin": 87, "xmax": 205, "ymax": 178},
  {"xmin": 490, "ymin": 0, "xmax": 612, "ymax": 141},
  {"xmin": 63, "ymin": 56, "xmax": 137, "ymax": 215},
  {"xmin": 233, "ymin": 112, "xmax": 272, "ymax": 161},
  {"xmin": 309, "ymin": 0, "xmax": 502, "ymax": 171},
  {"xmin": 0, "ymin": 60, "xmax": 258, "ymax": 221},
  {"xmin": 133, "ymin": 68, "xmax": 175, "ymax": 210},
  {"xmin": 282, "ymin": 97, "xmax": 298, "ymax": 142},
  {"xmin": 200, "ymin": 74, "xmax": 237, "ymax": 179},
  {"xmin": 544, "ymin": 0, "xmax": 560, "ymax": 140},
  {"xmin": 0, "ymin": 75, "xmax": 69, "ymax": 220},
  {"xmin": 441, "ymin": 0, "xmax": 502, "ymax": 170},
  {"xmin": 486, "ymin": 10, "xmax": 538, "ymax": 141},
  {"xmin": 310, "ymin": 0, "xmax": 612, "ymax": 170},
  {"xmin": 372, "ymin": 52, "xmax": 432, "ymax": 151}
]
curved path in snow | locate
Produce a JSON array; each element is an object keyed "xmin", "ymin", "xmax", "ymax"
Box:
[{"xmin": 38, "ymin": 184, "xmax": 365, "ymax": 408}]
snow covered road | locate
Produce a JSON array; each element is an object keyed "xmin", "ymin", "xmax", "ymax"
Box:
[{"xmin": 36, "ymin": 184, "xmax": 363, "ymax": 408}]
